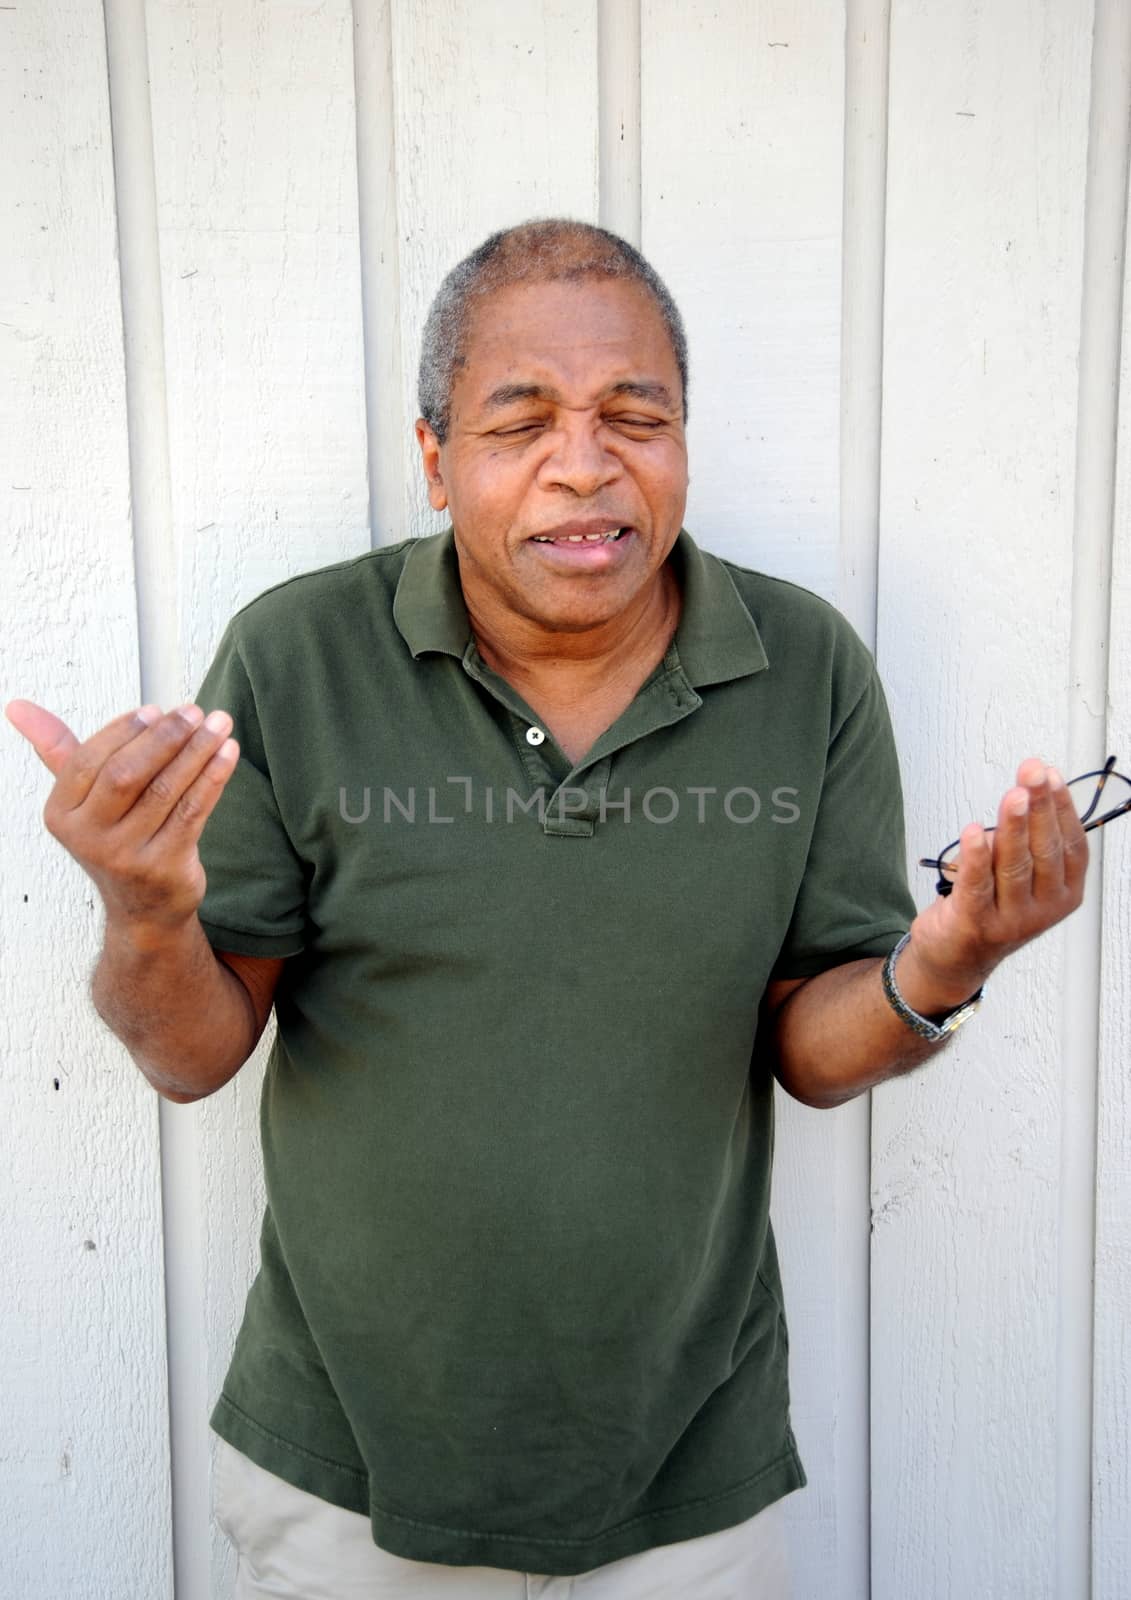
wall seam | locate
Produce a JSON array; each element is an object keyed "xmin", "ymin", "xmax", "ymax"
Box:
[
  {"xmin": 841, "ymin": 3, "xmax": 893, "ymax": 1598},
  {"xmin": 102, "ymin": 3, "xmax": 210, "ymax": 1596},
  {"xmin": 1058, "ymin": 3, "xmax": 1131, "ymax": 1596},
  {"xmin": 351, "ymin": 0, "xmax": 405, "ymax": 547},
  {"xmin": 597, "ymin": 0, "xmax": 642, "ymax": 246}
]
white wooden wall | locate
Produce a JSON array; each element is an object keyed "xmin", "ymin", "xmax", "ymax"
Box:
[{"xmin": 2, "ymin": 3, "xmax": 1128, "ymax": 1597}]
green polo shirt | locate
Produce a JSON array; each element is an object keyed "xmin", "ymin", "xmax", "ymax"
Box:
[{"xmin": 194, "ymin": 528, "xmax": 916, "ymax": 1575}]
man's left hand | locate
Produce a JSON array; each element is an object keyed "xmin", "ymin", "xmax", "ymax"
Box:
[{"xmin": 900, "ymin": 757, "xmax": 1090, "ymax": 1011}]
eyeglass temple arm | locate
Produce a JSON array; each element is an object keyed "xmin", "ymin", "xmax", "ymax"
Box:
[{"xmin": 1076, "ymin": 755, "xmax": 1118, "ymax": 825}]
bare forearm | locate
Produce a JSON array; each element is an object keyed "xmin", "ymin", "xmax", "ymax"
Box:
[
  {"xmin": 91, "ymin": 914, "xmax": 257, "ymax": 1102},
  {"xmin": 770, "ymin": 947, "xmax": 981, "ymax": 1109}
]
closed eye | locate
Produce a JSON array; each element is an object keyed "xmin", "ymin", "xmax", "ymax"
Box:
[
  {"xmin": 605, "ymin": 415, "xmax": 667, "ymax": 433},
  {"xmin": 491, "ymin": 421, "xmax": 545, "ymax": 438}
]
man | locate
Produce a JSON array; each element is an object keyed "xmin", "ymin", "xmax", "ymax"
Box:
[{"xmin": 6, "ymin": 220, "xmax": 1088, "ymax": 1598}]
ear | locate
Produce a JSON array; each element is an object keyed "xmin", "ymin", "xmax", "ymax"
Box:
[{"xmin": 414, "ymin": 419, "xmax": 449, "ymax": 512}]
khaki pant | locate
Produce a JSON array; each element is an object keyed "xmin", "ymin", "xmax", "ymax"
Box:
[{"xmin": 213, "ymin": 1437, "xmax": 794, "ymax": 1599}]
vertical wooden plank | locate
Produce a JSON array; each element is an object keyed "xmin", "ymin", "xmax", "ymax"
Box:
[
  {"xmin": 0, "ymin": 3, "xmax": 172, "ymax": 1595},
  {"xmin": 642, "ymin": 0, "xmax": 844, "ymax": 597},
  {"xmin": 642, "ymin": 8, "xmax": 856, "ymax": 1596},
  {"xmin": 390, "ymin": 0, "xmax": 600, "ymax": 536},
  {"xmin": 875, "ymin": 4, "xmax": 1092, "ymax": 1597},
  {"xmin": 1094, "ymin": 15, "xmax": 1131, "ymax": 1590},
  {"xmin": 142, "ymin": 3, "xmax": 370, "ymax": 1593},
  {"xmin": 150, "ymin": 0, "xmax": 370, "ymax": 639}
]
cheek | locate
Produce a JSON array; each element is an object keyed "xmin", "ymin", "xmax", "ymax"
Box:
[
  {"xmin": 477, "ymin": 457, "xmax": 534, "ymax": 498},
  {"xmin": 445, "ymin": 460, "xmax": 529, "ymax": 536},
  {"xmin": 639, "ymin": 450, "xmax": 689, "ymax": 509}
]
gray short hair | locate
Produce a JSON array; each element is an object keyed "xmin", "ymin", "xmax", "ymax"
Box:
[{"xmin": 417, "ymin": 218, "xmax": 689, "ymax": 444}]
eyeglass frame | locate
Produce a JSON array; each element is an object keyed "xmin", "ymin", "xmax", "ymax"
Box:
[{"xmin": 919, "ymin": 755, "xmax": 1131, "ymax": 898}]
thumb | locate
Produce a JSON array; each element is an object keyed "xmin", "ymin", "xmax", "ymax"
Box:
[{"xmin": 4, "ymin": 699, "xmax": 79, "ymax": 776}]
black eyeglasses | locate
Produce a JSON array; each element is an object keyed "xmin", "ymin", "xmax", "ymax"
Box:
[{"xmin": 920, "ymin": 755, "xmax": 1131, "ymax": 897}]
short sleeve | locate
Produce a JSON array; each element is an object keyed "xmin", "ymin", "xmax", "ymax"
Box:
[
  {"xmin": 192, "ymin": 619, "xmax": 309, "ymax": 958},
  {"xmin": 771, "ymin": 661, "xmax": 916, "ymax": 979}
]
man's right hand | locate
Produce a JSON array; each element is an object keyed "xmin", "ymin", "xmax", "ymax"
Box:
[{"xmin": 4, "ymin": 699, "xmax": 238, "ymax": 936}]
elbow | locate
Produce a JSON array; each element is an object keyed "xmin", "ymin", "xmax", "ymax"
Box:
[
  {"xmin": 137, "ymin": 1052, "xmax": 241, "ymax": 1104},
  {"xmin": 148, "ymin": 1059, "xmax": 241, "ymax": 1103},
  {"xmin": 147, "ymin": 1068, "xmax": 235, "ymax": 1107},
  {"xmin": 153, "ymin": 1080, "xmax": 213, "ymax": 1105},
  {"xmin": 773, "ymin": 1064, "xmax": 864, "ymax": 1111}
]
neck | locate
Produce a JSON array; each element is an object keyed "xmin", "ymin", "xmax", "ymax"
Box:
[{"xmin": 466, "ymin": 563, "xmax": 682, "ymax": 697}]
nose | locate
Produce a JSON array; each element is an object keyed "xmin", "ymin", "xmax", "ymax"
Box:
[{"xmin": 539, "ymin": 414, "xmax": 620, "ymax": 498}]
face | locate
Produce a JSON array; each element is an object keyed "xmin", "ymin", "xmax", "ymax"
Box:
[{"xmin": 415, "ymin": 277, "xmax": 689, "ymax": 637}]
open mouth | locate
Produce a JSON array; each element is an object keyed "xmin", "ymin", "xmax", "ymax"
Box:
[{"xmin": 530, "ymin": 527, "xmax": 630, "ymax": 545}]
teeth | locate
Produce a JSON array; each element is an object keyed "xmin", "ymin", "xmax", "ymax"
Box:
[{"xmin": 531, "ymin": 528, "xmax": 628, "ymax": 544}]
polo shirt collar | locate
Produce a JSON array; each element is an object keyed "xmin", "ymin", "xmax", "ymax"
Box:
[
  {"xmin": 392, "ymin": 526, "xmax": 768, "ymax": 687},
  {"xmin": 667, "ymin": 527, "xmax": 769, "ymax": 687},
  {"xmin": 392, "ymin": 527, "xmax": 471, "ymax": 659}
]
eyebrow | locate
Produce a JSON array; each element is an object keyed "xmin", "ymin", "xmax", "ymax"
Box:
[{"xmin": 481, "ymin": 379, "xmax": 677, "ymax": 412}]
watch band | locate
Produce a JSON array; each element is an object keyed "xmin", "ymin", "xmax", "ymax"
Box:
[{"xmin": 881, "ymin": 933, "xmax": 984, "ymax": 1043}]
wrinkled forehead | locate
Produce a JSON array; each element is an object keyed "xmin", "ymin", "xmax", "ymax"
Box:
[{"xmin": 454, "ymin": 276, "xmax": 682, "ymax": 397}]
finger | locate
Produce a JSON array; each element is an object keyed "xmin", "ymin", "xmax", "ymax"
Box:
[
  {"xmin": 46, "ymin": 704, "xmax": 164, "ymax": 808},
  {"xmin": 143, "ymin": 735, "xmax": 241, "ymax": 856},
  {"xmin": 1049, "ymin": 765, "xmax": 1089, "ymax": 896},
  {"xmin": 111, "ymin": 709, "xmax": 235, "ymax": 847},
  {"xmin": 948, "ymin": 821, "xmax": 995, "ymax": 914},
  {"xmin": 76, "ymin": 705, "xmax": 214, "ymax": 826},
  {"xmin": 991, "ymin": 783, "xmax": 1035, "ymax": 911},
  {"xmin": 5, "ymin": 698, "xmax": 82, "ymax": 777},
  {"xmin": 1017, "ymin": 758, "xmax": 1065, "ymax": 898}
]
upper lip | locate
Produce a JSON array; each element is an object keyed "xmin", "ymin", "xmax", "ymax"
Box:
[{"xmin": 527, "ymin": 518, "xmax": 631, "ymax": 540}]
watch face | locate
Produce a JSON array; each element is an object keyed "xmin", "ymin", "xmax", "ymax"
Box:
[{"xmin": 938, "ymin": 998, "xmax": 981, "ymax": 1036}]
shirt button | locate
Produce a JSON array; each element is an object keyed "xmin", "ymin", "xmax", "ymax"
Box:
[{"xmin": 525, "ymin": 726, "xmax": 546, "ymax": 746}]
